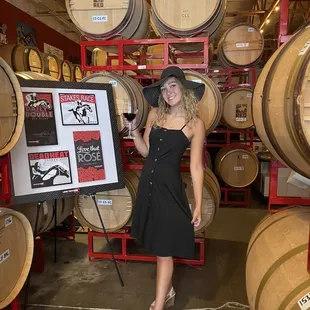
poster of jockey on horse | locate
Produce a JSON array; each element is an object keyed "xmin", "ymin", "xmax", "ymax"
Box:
[
  {"xmin": 23, "ymin": 92, "xmax": 58, "ymax": 146},
  {"xmin": 28, "ymin": 151, "xmax": 72, "ymax": 189},
  {"xmin": 59, "ymin": 93, "xmax": 99, "ymax": 125}
]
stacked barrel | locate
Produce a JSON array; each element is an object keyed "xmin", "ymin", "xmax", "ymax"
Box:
[
  {"xmin": 0, "ymin": 43, "xmax": 85, "ymax": 81},
  {"xmin": 2, "ymin": 2, "xmax": 310, "ymax": 309}
]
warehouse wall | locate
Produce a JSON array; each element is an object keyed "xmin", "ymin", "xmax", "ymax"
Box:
[{"xmin": 0, "ymin": 1, "xmax": 81, "ymax": 62}]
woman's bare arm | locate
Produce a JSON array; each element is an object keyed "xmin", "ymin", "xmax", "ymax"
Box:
[
  {"xmin": 189, "ymin": 118, "xmax": 205, "ymax": 226},
  {"xmin": 130, "ymin": 108, "xmax": 157, "ymax": 158}
]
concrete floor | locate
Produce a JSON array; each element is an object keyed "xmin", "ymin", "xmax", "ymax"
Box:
[{"xmin": 22, "ymin": 203, "xmax": 268, "ymax": 310}]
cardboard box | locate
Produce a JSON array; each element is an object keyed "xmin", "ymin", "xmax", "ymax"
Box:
[{"xmin": 277, "ymin": 168, "xmax": 310, "ymax": 198}]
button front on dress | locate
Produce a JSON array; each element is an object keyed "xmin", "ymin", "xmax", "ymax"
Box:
[{"xmin": 130, "ymin": 122, "xmax": 194, "ymax": 259}]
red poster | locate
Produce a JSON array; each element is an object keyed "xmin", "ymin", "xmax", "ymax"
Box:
[{"xmin": 73, "ymin": 131, "xmax": 105, "ymax": 183}]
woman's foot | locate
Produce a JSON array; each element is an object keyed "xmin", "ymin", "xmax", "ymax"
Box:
[{"xmin": 150, "ymin": 287, "xmax": 176, "ymax": 309}]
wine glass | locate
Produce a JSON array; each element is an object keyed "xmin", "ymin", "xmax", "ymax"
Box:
[{"xmin": 123, "ymin": 111, "xmax": 137, "ymax": 139}]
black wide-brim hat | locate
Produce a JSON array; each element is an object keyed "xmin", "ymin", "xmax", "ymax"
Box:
[{"xmin": 142, "ymin": 66, "xmax": 205, "ymax": 107}]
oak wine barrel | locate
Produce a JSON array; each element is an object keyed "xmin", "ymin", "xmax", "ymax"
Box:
[
  {"xmin": 81, "ymin": 72, "xmax": 149, "ymax": 137},
  {"xmin": 10, "ymin": 197, "xmax": 75, "ymax": 235},
  {"xmin": 65, "ymin": 0, "xmax": 150, "ymax": 53},
  {"xmin": 151, "ymin": 0, "xmax": 225, "ymax": 52},
  {"xmin": 42, "ymin": 53, "xmax": 61, "ymax": 80},
  {"xmin": 0, "ymin": 208, "xmax": 34, "ymax": 309},
  {"xmin": 146, "ymin": 44, "xmax": 173, "ymax": 76},
  {"xmin": 76, "ymin": 170, "xmax": 140, "ymax": 233},
  {"xmin": 218, "ymin": 23, "xmax": 264, "ymax": 68},
  {"xmin": 16, "ymin": 71, "xmax": 58, "ymax": 81},
  {"xmin": 0, "ymin": 57, "xmax": 24, "ymax": 157},
  {"xmin": 182, "ymin": 149, "xmax": 212, "ymax": 170},
  {"xmin": 182, "ymin": 167, "xmax": 220, "ymax": 233},
  {"xmin": 175, "ymin": 42, "xmax": 215, "ymax": 66},
  {"xmin": 222, "ymin": 88, "xmax": 254, "ymax": 129},
  {"xmin": 72, "ymin": 64, "xmax": 83, "ymax": 82},
  {"xmin": 84, "ymin": 70, "xmax": 93, "ymax": 78},
  {"xmin": 215, "ymin": 147, "xmax": 259, "ymax": 187},
  {"xmin": 146, "ymin": 43, "xmax": 215, "ymax": 76},
  {"xmin": 91, "ymin": 48, "xmax": 137, "ymax": 76},
  {"xmin": 252, "ymin": 24, "xmax": 310, "ymax": 178},
  {"xmin": 246, "ymin": 206, "xmax": 310, "ymax": 310},
  {"xmin": 184, "ymin": 70, "xmax": 223, "ymax": 135},
  {"xmin": 0, "ymin": 44, "xmax": 43, "ymax": 73},
  {"xmin": 61, "ymin": 60, "xmax": 72, "ymax": 82}
]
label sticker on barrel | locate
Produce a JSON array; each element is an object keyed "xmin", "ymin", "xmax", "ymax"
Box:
[
  {"xmin": 247, "ymin": 93, "xmax": 252, "ymax": 98},
  {"xmin": 242, "ymin": 155, "xmax": 249, "ymax": 159},
  {"xmin": 23, "ymin": 92, "xmax": 58, "ymax": 146},
  {"xmin": 234, "ymin": 166, "xmax": 244, "ymax": 171},
  {"xmin": 93, "ymin": 0, "xmax": 104, "ymax": 8},
  {"xmin": 298, "ymin": 292, "xmax": 310, "ymax": 310},
  {"xmin": 248, "ymin": 27, "xmax": 254, "ymax": 32},
  {"xmin": 28, "ymin": 151, "xmax": 72, "ymax": 189},
  {"xmin": 299, "ymin": 40, "xmax": 310, "ymax": 56},
  {"xmin": 236, "ymin": 43, "xmax": 249, "ymax": 48},
  {"xmin": 236, "ymin": 103, "xmax": 247, "ymax": 121},
  {"xmin": 5, "ymin": 216, "xmax": 12, "ymax": 227},
  {"xmin": 92, "ymin": 15, "xmax": 108, "ymax": 22},
  {"xmin": 73, "ymin": 131, "xmax": 106, "ymax": 183},
  {"xmin": 109, "ymin": 81, "xmax": 118, "ymax": 88},
  {"xmin": 98, "ymin": 199, "xmax": 112, "ymax": 206},
  {"xmin": 59, "ymin": 93, "xmax": 99, "ymax": 126},
  {"xmin": 236, "ymin": 117, "xmax": 247, "ymax": 122},
  {"xmin": 0, "ymin": 249, "xmax": 9, "ymax": 264}
]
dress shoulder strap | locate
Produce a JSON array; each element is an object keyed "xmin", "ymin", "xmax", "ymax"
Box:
[{"xmin": 180, "ymin": 119, "xmax": 191, "ymax": 131}]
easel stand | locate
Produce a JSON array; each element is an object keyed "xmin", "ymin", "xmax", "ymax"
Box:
[
  {"xmin": 90, "ymin": 194, "xmax": 124, "ymax": 287},
  {"xmin": 24, "ymin": 200, "xmax": 59, "ymax": 307},
  {"xmin": 23, "ymin": 201, "xmax": 42, "ymax": 310}
]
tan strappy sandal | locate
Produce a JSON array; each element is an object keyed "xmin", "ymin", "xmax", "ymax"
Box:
[{"xmin": 150, "ymin": 287, "xmax": 176, "ymax": 310}]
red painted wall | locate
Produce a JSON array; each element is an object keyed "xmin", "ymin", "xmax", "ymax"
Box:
[{"xmin": 0, "ymin": 1, "xmax": 81, "ymax": 62}]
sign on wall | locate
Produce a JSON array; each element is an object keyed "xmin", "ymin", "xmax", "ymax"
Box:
[
  {"xmin": 10, "ymin": 79, "xmax": 124, "ymax": 205},
  {"xmin": 43, "ymin": 43, "xmax": 64, "ymax": 60},
  {"xmin": 0, "ymin": 23, "xmax": 7, "ymax": 45},
  {"xmin": 16, "ymin": 21, "xmax": 37, "ymax": 47}
]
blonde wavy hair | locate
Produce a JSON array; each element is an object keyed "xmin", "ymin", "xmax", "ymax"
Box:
[{"xmin": 152, "ymin": 78, "xmax": 200, "ymax": 127}]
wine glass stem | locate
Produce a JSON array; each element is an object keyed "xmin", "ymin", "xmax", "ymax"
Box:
[{"xmin": 128, "ymin": 122, "xmax": 132, "ymax": 138}]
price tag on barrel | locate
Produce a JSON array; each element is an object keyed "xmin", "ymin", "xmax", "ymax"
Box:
[{"xmin": 298, "ymin": 292, "xmax": 310, "ymax": 310}]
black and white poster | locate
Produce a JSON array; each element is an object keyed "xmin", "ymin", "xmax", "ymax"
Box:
[
  {"xmin": 10, "ymin": 80, "xmax": 124, "ymax": 204},
  {"xmin": 59, "ymin": 93, "xmax": 99, "ymax": 125},
  {"xmin": 24, "ymin": 92, "xmax": 58, "ymax": 146},
  {"xmin": 28, "ymin": 151, "xmax": 72, "ymax": 188}
]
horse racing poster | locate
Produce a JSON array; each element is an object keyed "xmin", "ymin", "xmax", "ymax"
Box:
[
  {"xmin": 24, "ymin": 92, "xmax": 58, "ymax": 146},
  {"xmin": 10, "ymin": 79, "xmax": 124, "ymax": 204},
  {"xmin": 28, "ymin": 151, "xmax": 72, "ymax": 188},
  {"xmin": 59, "ymin": 93, "xmax": 99, "ymax": 126}
]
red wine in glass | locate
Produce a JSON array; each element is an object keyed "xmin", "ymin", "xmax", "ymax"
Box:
[
  {"xmin": 123, "ymin": 112, "xmax": 136, "ymax": 139},
  {"xmin": 123, "ymin": 113, "xmax": 136, "ymax": 122}
]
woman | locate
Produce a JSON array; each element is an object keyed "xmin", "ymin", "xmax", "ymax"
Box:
[{"xmin": 123, "ymin": 66, "xmax": 205, "ymax": 310}]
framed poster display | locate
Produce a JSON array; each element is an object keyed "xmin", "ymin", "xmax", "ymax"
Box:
[{"xmin": 10, "ymin": 79, "xmax": 124, "ymax": 205}]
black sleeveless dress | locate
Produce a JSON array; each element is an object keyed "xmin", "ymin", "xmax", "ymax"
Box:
[{"xmin": 130, "ymin": 124, "xmax": 195, "ymax": 259}]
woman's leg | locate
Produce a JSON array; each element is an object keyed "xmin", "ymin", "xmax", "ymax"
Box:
[{"xmin": 152, "ymin": 256, "xmax": 174, "ymax": 310}]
